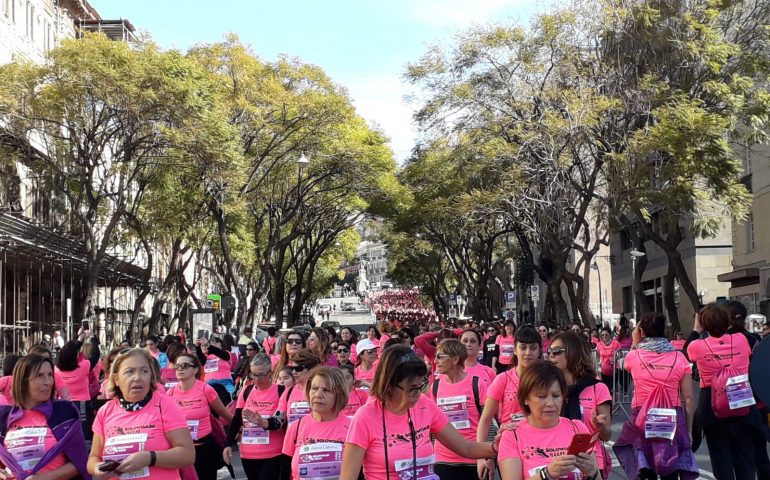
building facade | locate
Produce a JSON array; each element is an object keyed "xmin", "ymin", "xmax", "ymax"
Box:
[{"xmin": 718, "ymin": 142, "xmax": 770, "ymax": 316}]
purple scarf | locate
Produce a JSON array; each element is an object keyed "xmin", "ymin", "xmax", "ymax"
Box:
[{"xmin": 0, "ymin": 401, "xmax": 91, "ymax": 480}]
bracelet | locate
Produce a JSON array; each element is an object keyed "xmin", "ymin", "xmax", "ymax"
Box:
[{"xmin": 149, "ymin": 451, "xmax": 157, "ymax": 467}]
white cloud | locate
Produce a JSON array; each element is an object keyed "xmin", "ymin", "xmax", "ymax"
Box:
[{"xmin": 344, "ymin": 74, "xmax": 418, "ymax": 164}]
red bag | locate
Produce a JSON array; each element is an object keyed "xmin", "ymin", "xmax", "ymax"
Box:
[{"xmin": 706, "ymin": 337, "xmax": 755, "ymax": 418}]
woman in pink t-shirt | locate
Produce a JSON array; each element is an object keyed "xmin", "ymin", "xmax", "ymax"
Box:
[
  {"xmin": 339, "ymin": 327, "xmax": 359, "ymax": 363},
  {"xmin": 271, "ymin": 331, "xmax": 306, "ymax": 383},
  {"xmin": 307, "ymin": 328, "xmax": 338, "ymax": 367},
  {"xmin": 496, "ymin": 321, "xmax": 517, "ymax": 372},
  {"xmin": 224, "ymin": 353, "xmax": 286, "ymax": 480},
  {"xmin": 461, "ymin": 330, "xmax": 496, "ymax": 386},
  {"xmin": 0, "ymin": 355, "xmax": 90, "ymax": 480},
  {"xmin": 670, "ymin": 331, "xmax": 686, "ymax": 351},
  {"xmin": 538, "ymin": 324, "xmax": 551, "ymax": 358},
  {"xmin": 687, "ymin": 304, "xmax": 765, "ymax": 480},
  {"xmin": 283, "ymin": 367, "xmax": 351, "ymax": 480},
  {"xmin": 431, "ymin": 339, "xmax": 489, "ymax": 479},
  {"xmin": 354, "ymin": 339, "xmax": 379, "ymax": 389},
  {"xmin": 595, "ymin": 327, "xmax": 619, "ymax": 392},
  {"xmin": 613, "ymin": 313, "xmax": 698, "ymax": 479},
  {"xmin": 194, "ymin": 336, "xmax": 233, "ymax": 395},
  {"xmin": 28, "ymin": 345, "xmax": 72, "ymax": 400},
  {"xmin": 87, "ymin": 348, "xmax": 194, "ymax": 480},
  {"xmin": 168, "ymin": 353, "xmax": 233, "ymax": 480},
  {"xmin": 338, "ymin": 364, "xmax": 369, "ymax": 419},
  {"xmin": 275, "ymin": 350, "xmax": 323, "ymax": 425},
  {"xmin": 477, "ymin": 325, "xmax": 542, "ymax": 479},
  {"xmin": 549, "ymin": 332, "xmax": 613, "ymax": 478},
  {"xmin": 55, "ymin": 333, "xmax": 101, "ymax": 402},
  {"xmin": 498, "ymin": 361, "xmax": 600, "ymax": 480},
  {"xmin": 340, "ymin": 345, "xmax": 496, "ymax": 480}
]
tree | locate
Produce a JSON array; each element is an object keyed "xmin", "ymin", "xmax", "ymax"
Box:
[{"xmin": 0, "ymin": 34, "xmax": 229, "ymax": 322}]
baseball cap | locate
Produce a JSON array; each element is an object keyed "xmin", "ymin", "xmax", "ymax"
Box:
[{"xmin": 356, "ymin": 339, "xmax": 377, "ymax": 353}]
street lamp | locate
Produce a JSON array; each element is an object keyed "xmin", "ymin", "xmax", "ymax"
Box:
[
  {"xmin": 297, "ymin": 153, "xmax": 310, "ymax": 203},
  {"xmin": 629, "ymin": 249, "xmax": 646, "ymax": 320},
  {"xmin": 592, "ymin": 262, "xmax": 604, "ymax": 325}
]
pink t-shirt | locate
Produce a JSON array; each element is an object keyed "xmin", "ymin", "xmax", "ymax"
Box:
[
  {"xmin": 3, "ymin": 408, "xmax": 67, "ymax": 473},
  {"xmin": 670, "ymin": 339, "xmax": 686, "ymax": 351},
  {"xmin": 263, "ymin": 337, "xmax": 277, "ymax": 354},
  {"xmin": 625, "ymin": 349, "xmax": 691, "ymax": 408},
  {"xmin": 0, "ymin": 376, "xmax": 14, "ymax": 404},
  {"xmin": 278, "ymin": 384, "xmax": 311, "ymax": 424},
  {"xmin": 487, "ymin": 368, "xmax": 524, "ymax": 423},
  {"xmin": 577, "ymin": 383, "xmax": 612, "ymax": 469},
  {"xmin": 346, "ymin": 395, "xmax": 449, "ymax": 480},
  {"xmin": 355, "ymin": 362, "xmax": 377, "ymax": 384},
  {"xmin": 595, "ymin": 340, "xmax": 620, "ymax": 376},
  {"xmin": 168, "ymin": 380, "xmax": 219, "ymax": 440},
  {"xmin": 349, "ymin": 343, "xmax": 358, "ymax": 364},
  {"xmin": 341, "ymin": 389, "xmax": 369, "ymax": 419},
  {"xmin": 56, "ymin": 359, "xmax": 91, "ymax": 401},
  {"xmin": 499, "ymin": 417, "xmax": 590, "ymax": 479},
  {"xmin": 93, "ymin": 391, "xmax": 188, "ymax": 480},
  {"xmin": 495, "ymin": 336, "xmax": 516, "ymax": 365},
  {"xmin": 282, "ymin": 414, "xmax": 351, "ymax": 480},
  {"xmin": 235, "ymin": 383, "xmax": 284, "ymax": 459},
  {"xmin": 203, "ymin": 354, "xmax": 231, "ymax": 382},
  {"xmin": 54, "ymin": 371, "xmax": 71, "ymax": 400},
  {"xmin": 160, "ymin": 367, "xmax": 177, "ymax": 384},
  {"xmin": 687, "ymin": 333, "xmax": 751, "ymax": 388},
  {"xmin": 430, "ymin": 374, "xmax": 487, "ymax": 464},
  {"xmin": 464, "ymin": 363, "xmax": 496, "ymax": 386}
]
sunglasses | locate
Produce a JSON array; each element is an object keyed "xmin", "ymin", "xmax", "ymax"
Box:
[
  {"xmin": 337, "ymin": 348, "xmax": 349, "ymax": 353},
  {"xmin": 174, "ymin": 363, "xmax": 195, "ymax": 371},
  {"xmin": 286, "ymin": 338, "xmax": 303, "ymax": 345},
  {"xmin": 547, "ymin": 348, "xmax": 566, "ymax": 357},
  {"xmin": 436, "ymin": 353, "xmax": 455, "ymax": 359},
  {"xmin": 291, "ymin": 364, "xmax": 309, "ymax": 373},
  {"xmin": 487, "ymin": 329, "xmax": 496, "ymax": 333},
  {"xmin": 396, "ymin": 378, "xmax": 429, "ymax": 396},
  {"xmin": 362, "ymin": 349, "xmax": 377, "ymax": 355},
  {"xmin": 538, "ymin": 329, "xmax": 548, "ymax": 333},
  {"xmin": 246, "ymin": 348, "xmax": 256, "ymax": 351}
]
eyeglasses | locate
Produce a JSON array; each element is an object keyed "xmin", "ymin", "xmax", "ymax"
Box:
[
  {"xmin": 250, "ymin": 371, "xmax": 270, "ymax": 379},
  {"xmin": 547, "ymin": 348, "xmax": 567, "ymax": 357},
  {"xmin": 396, "ymin": 378, "xmax": 429, "ymax": 396},
  {"xmin": 286, "ymin": 338, "xmax": 303, "ymax": 345},
  {"xmin": 291, "ymin": 364, "xmax": 309, "ymax": 373},
  {"xmin": 245, "ymin": 348, "xmax": 256, "ymax": 351},
  {"xmin": 337, "ymin": 348, "xmax": 349, "ymax": 353},
  {"xmin": 173, "ymin": 363, "xmax": 195, "ymax": 371},
  {"xmin": 436, "ymin": 353, "xmax": 454, "ymax": 360}
]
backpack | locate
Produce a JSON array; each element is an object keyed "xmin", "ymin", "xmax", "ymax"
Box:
[
  {"xmin": 432, "ymin": 375, "xmax": 483, "ymax": 415},
  {"xmin": 706, "ymin": 336, "xmax": 755, "ymax": 418},
  {"xmin": 633, "ymin": 351, "xmax": 678, "ymax": 439}
]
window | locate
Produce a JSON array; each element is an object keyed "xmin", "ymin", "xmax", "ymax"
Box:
[
  {"xmin": 743, "ymin": 142, "xmax": 753, "ymax": 176},
  {"xmin": 747, "ymin": 213, "xmax": 755, "ymax": 251}
]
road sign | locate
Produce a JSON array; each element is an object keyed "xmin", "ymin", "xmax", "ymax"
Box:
[
  {"xmin": 505, "ymin": 291, "xmax": 517, "ymax": 309},
  {"xmin": 530, "ymin": 285, "xmax": 540, "ymax": 301},
  {"xmin": 207, "ymin": 293, "xmax": 221, "ymax": 310}
]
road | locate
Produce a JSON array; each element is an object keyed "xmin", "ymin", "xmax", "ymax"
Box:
[{"xmin": 315, "ymin": 295, "xmax": 375, "ymax": 330}]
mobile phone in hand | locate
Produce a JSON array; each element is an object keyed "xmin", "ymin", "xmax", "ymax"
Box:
[
  {"xmin": 98, "ymin": 460, "xmax": 121, "ymax": 472},
  {"xmin": 567, "ymin": 432, "xmax": 600, "ymax": 455}
]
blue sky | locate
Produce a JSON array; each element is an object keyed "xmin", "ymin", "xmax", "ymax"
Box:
[{"xmin": 91, "ymin": 0, "xmax": 552, "ymax": 161}]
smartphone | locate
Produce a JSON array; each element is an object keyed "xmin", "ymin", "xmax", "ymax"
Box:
[
  {"xmin": 567, "ymin": 432, "xmax": 600, "ymax": 455},
  {"xmin": 82, "ymin": 320, "xmax": 90, "ymax": 331},
  {"xmin": 98, "ymin": 460, "xmax": 121, "ymax": 472}
]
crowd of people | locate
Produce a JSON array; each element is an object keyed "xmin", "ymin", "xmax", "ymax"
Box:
[
  {"xmin": 0, "ymin": 299, "xmax": 766, "ymax": 480},
  {"xmin": 366, "ymin": 289, "xmax": 438, "ymax": 326}
]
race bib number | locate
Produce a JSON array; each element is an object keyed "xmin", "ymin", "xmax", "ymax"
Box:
[
  {"xmin": 298, "ymin": 442, "xmax": 343, "ymax": 479},
  {"xmin": 289, "ymin": 401, "xmax": 311, "ymax": 423},
  {"xmin": 726, "ymin": 374, "xmax": 756, "ymax": 410},
  {"xmin": 6, "ymin": 427, "xmax": 47, "ymax": 471},
  {"xmin": 510, "ymin": 412, "xmax": 526, "ymax": 424},
  {"xmin": 394, "ymin": 454, "xmax": 438, "ymax": 480},
  {"xmin": 187, "ymin": 420, "xmax": 200, "ymax": 440},
  {"xmin": 437, "ymin": 395, "xmax": 470, "ymax": 430},
  {"xmin": 164, "ymin": 381, "xmax": 179, "ymax": 390},
  {"xmin": 242, "ymin": 419, "xmax": 270, "ymax": 445},
  {"xmin": 644, "ymin": 408, "xmax": 677, "ymax": 440},
  {"xmin": 501, "ymin": 344, "xmax": 514, "ymax": 358},
  {"xmin": 104, "ymin": 433, "xmax": 150, "ymax": 479},
  {"xmin": 204, "ymin": 359, "xmax": 219, "ymax": 373}
]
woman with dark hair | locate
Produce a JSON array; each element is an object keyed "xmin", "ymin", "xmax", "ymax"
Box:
[
  {"xmin": 365, "ymin": 325, "xmax": 381, "ymax": 345},
  {"xmin": 549, "ymin": 332, "xmax": 613, "ymax": 478},
  {"xmin": 340, "ymin": 345, "xmax": 496, "ymax": 480},
  {"xmin": 272, "ymin": 330, "xmax": 306, "ymax": 382},
  {"xmin": 195, "ymin": 335, "xmax": 234, "ymax": 395},
  {"xmin": 145, "ymin": 335, "xmax": 169, "ymax": 368},
  {"xmin": 168, "ymin": 352, "xmax": 232, "ymax": 480},
  {"xmin": 482, "ymin": 323, "xmax": 500, "ymax": 369},
  {"xmin": 687, "ymin": 303, "xmax": 769, "ymax": 479},
  {"xmin": 98, "ymin": 347, "xmax": 125, "ymax": 398},
  {"xmin": 27, "ymin": 345, "xmax": 72, "ymax": 400},
  {"xmin": 161, "ymin": 341, "xmax": 188, "ymax": 388},
  {"xmin": 354, "ymin": 339, "xmax": 378, "ymax": 389},
  {"xmin": 498, "ymin": 362, "xmax": 601, "ymax": 480},
  {"xmin": 338, "ymin": 363, "xmax": 368, "ymax": 419},
  {"xmin": 496, "ymin": 321, "xmax": 517, "ymax": 373},
  {"xmin": 55, "ymin": 330, "xmax": 100, "ymax": 402},
  {"xmin": 275, "ymin": 350, "xmax": 323, "ymax": 425},
  {"xmin": 477, "ymin": 325, "xmax": 542, "ymax": 479},
  {"xmin": 612, "ymin": 313, "xmax": 697, "ymax": 480},
  {"xmin": 595, "ymin": 326, "xmax": 620, "ymax": 393},
  {"xmin": 537, "ymin": 323, "xmax": 552, "ymax": 358},
  {"xmin": 336, "ymin": 341, "xmax": 355, "ymax": 369},
  {"xmin": 460, "ymin": 329, "xmax": 496, "ymax": 386},
  {"xmin": 88, "ymin": 348, "xmax": 194, "ymax": 480},
  {"xmin": 670, "ymin": 332, "xmax": 686, "ymax": 351},
  {"xmin": 0, "ymin": 355, "xmax": 90, "ymax": 480},
  {"xmin": 339, "ymin": 327, "xmax": 358, "ymax": 363},
  {"xmin": 307, "ymin": 327, "xmax": 336, "ymax": 366}
]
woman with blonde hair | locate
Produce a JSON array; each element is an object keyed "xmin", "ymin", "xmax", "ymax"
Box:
[{"xmin": 87, "ymin": 348, "xmax": 194, "ymax": 480}]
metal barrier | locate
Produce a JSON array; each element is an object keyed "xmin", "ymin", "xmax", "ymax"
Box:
[{"xmin": 612, "ymin": 348, "xmax": 632, "ymax": 419}]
